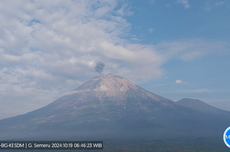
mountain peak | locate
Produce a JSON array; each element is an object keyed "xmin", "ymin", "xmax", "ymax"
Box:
[
  {"xmin": 1, "ymin": 75, "xmax": 230, "ymax": 142},
  {"xmin": 62, "ymin": 74, "xmax": 166, "ymax": 104},
  {"xmin": 73, "ymin": 74, "xmax": 138, "ymax": 97}
]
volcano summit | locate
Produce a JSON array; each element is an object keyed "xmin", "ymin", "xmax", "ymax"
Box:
[{"xmin": 0, "ymin": 74, "xmax": 229, "ymax": 144}]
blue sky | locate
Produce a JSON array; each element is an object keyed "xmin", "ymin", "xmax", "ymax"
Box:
[
  {"xmin": 127, "ymin": 0, "xmax": 230, "ymax": 110},
  {"xmin": 126, "ymin": 0, "xmax": 230, "ymax": 43},
  {"xmin": 0, "ymin": 0, "xmax": 229, "ymax": 119}
]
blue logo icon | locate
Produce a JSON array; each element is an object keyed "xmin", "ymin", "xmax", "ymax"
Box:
[{"xmin": 223, "ymin": 126, "xmax": 230, "ymax": 148}]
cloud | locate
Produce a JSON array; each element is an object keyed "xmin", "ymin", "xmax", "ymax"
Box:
[
  {"xmin": 175, "ymin": 79, "xmax": 189, "ymax": 85},
  {"xmin": 175, "ymin": 0, "xmax": 190, "ymax": 9},
  {"xmin": 0, "ymin": 0, "xmax": 164, "ymax": 119},
  {"xmin": 175, "ymin": 79, "xmax": 183, "ymax": 84},
  {"xmin": 149, "ymin": 0, "xmax": 155, "ymax": 4},
  {"xmin": 166, "ymin": 3, "xmax": 171, "ymax": 8},
  {"xmin": 155, "ymin": 39, "xmax": 228, "ymax": 61},
  {"xmin": 204, "ymin": 1, "xmax": 224, "ymax": 12},
  {"xmin": 148, "ymin": 28, "xmax": 154, "ymax": 33},
  {"xmin": 174, "ymin": 88, "xmax": 215, "ymax": 93},
  {"xmin": 0, "ymin": 0, "xmax": 228, "ymax": 119},
  {"xmin": 116, "ymin": 4, "xmax": 133, "ymax": 16}
]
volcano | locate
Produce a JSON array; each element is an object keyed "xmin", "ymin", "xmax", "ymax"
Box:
[{"xmin": 0, "ymin": 74, "xmax": 229, "ymax": 143}]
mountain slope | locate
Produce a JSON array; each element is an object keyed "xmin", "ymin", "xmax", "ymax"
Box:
[
  {"xmin": 0, "ymin": 74, "xmax": 229, "ymax": 140},
  {"xmin": 176, "ymin": 98, "xmax": 229, "ymax": 115}
]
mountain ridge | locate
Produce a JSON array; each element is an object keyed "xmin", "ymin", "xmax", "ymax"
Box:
[
  {"xmin": 0, "ymin": 74, "xmax": 229, "ymax": 141},
  {"xmin": 176, "ymin": 98, "xmax": 230, "ymax": 115}
]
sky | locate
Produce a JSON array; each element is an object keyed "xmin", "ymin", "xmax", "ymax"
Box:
[{"xmin": 0, "ymin": 0, "xmax": 229, "ymax": 119}]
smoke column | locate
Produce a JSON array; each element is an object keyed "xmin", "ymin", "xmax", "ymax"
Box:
[{"xmin": 95, "ymin": 61, "xmax": 105, "ymax": 77}]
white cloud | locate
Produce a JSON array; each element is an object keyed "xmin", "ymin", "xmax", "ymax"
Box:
[
  {"xmin": 204, "ymin": 1, "xmax": 224, "ymax": 12},
  {"xmin": 172, "ymin": 88, "xmax": 215, "ymax": 93},
  {"xmin": 0, "ymin": 0, "xmax": 164, "ymax": 119},
  {"xmin": 175, "ymin": 79, "xmax": 188, "ymax": 85},
  {"xmin": 149, "ymin": 0, "xmax": 155, "ymax": 4},
  {"xmin": 175, "ymin": 0, "xmax": 190, "ymax": 9},
  {"xmin": 116, "ymin": 4, "xmax": 133, "ymax": 16},
  {"xmin": 175, "ymin": 79, "xmax": 183, "ymax": 84},
  {"xmin": 155, "ymin": 39, "xmax": 228, "ymax": 61},
  {"xmin": 0, "ymin": 0, "xmax": 228, "ymax": 119},
  {"xmin": 148, "ymin": 28, "xmax": 154, "ymax": 33}
]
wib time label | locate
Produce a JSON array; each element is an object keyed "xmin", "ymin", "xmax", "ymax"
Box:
[{"xmin": 0, "ymin": 141, "xmax": 103, "ymax": 150}]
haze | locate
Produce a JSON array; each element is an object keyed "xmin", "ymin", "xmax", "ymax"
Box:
[{"xmin": 0, "ymin": 0, "xmax": 229, "ymax": 119}]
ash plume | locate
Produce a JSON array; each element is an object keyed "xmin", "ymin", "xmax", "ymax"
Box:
[{"xmin": 95, "ymin": 61, "xmax": 105, "ymax": 77}]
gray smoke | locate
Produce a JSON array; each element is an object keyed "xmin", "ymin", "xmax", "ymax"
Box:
[{"xmin": 95, "ymin": 61, "xmax": 105, "ymax": 76}]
